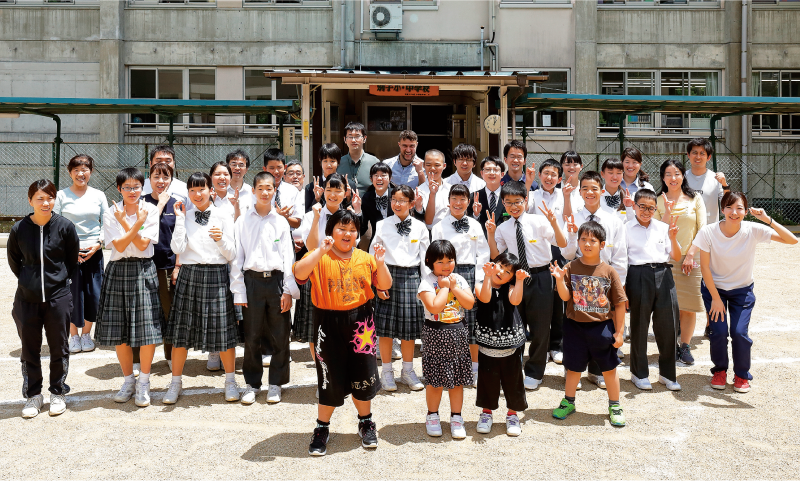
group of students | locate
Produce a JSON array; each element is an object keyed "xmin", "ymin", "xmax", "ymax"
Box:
[{"xmin": 7, "ymin": 125, "xmax": 797, "ymax": 457}]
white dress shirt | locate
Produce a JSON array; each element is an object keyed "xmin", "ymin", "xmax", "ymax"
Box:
[
  {"xmin": 103, "ymin": 201, "xmax": 160, "ymax": 261},
  {"xmin": 144, "ymin": 177, "xmax": 189, "ymax": 205},
  {"xmin": 370, "ymin": 214, "xmax": 430, "ymax": 274},
  {"xmin": 445, "ymin": 172, "xmax": 487, "ymax": 193},
  {"xmin": 214, "ymin": 194, "xmax": 250, "ymax": 220},
  {"xmin": 374, "ymin": 189, "xmax": 390, "ymax": 219},
  {"xmin": 416, "ymin": 179, "xmax": 452, "ymax": 229},
  {"xmin": 600, "ymin": 190, "xmax": 636, "ymax": 224},
  {"xmin": 625, "ymin": 218, "xmax": 672, "ymax": 265},
  {"xmin": 564, "ymin": 187, "xmax": 584, "ymax": 215},
  {"xmin": 384, "ymin": 154, "xmax": 425, "ymax": 189},
  {"xmin": 494, "ymin": 212, "xmax": 556, "ymax": 268},
  {"xmin": 296, "ymin": 205, "xmax": 360, "ymax": 249},
  {"xmin": 229, "ymin": 207, "xmax": 299, "ymax": 303},
  {"xmin": 273, "ymin": 181, "xmax": 304, "ymax": 220},
  {"xmin": 431, "ymin": 214, "xmax": 490, "ymax": 283},
  {"xmin": 528, "ymin": 187, "xmax": 565, "ymax": 230},
  {"xmin": 170, "ymin": 204, "xmax": 236, "ymax": 265},
  {"xmin": 561, "ymin": 206, "xmax": 628, "ymax": 285},
  {"xmin": 227, "ymin": 182, "xmax": 254, "ymax": 213}
]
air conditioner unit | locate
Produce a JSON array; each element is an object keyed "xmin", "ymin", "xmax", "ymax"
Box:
[{"xmin": 370, "ymin": 3, "xmax": 402, "ymax": 31}]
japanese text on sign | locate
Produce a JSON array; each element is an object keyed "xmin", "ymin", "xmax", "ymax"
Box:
[{"xmin": 369, "ymin": 85, "xmax": 439, "ymax": 97}]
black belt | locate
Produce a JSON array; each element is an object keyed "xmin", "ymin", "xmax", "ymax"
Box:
[
  {"xmin": 244, "ymin": 269, "xmax": 283, "ymax": 278},
  {"xmin": 631, "ymin": 263, "xmax": 672, "ymax": 269},
  {"xmin": 526, "ymin": 264, "xmax": 550, "ymax": 274}
]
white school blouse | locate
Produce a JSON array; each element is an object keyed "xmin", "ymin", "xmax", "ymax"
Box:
[
  {"xmin": 296, "ymin": 205, "xmax": 344, "ymax": 250},
  {"xmin": 561, "ymin": 207, "xmax": 628, "ymax": 285},
  {"xmin": 692, "ymin": 221, "xmax": 773, "ymax": 291},
  {"xmin": 494, "ymin": 212, "xmax": 556, "ymax": 268},
  {"xmin": 416, "ymin": 179, "xmax": 452, "ymax": 230},
  {"xmin": 370, "ymin": 214, "xmax": 430, "ymax": 273},
  {"xmin": 600, "ymin": 190, "xmax": 636, "ymax": 224},
  {"xmin": 528, "ymin": 187, "xmax": 566, "ymax": 230},
  {"xmin": 273, "ymin": 181, "xmax": 304, "ymax": 220},
  {"xmin": 625, "ymin": 219, "xmax": 672, "ymax": 265},
  {"xmin": 144, "ymin": 177, "xmax": 189, "ymax": 205},
  {"xmin": 431, "ymin": 214, "xmax": 490, "ymax": 284},
  {"xmin": 103, "ymin": 201, "xmax": 160, "ymax": 261},
  {"xmin": 170, "ymin": 204, "xmax": 236, "ymax": 265},
  {"xmin": 445, "ymin": 172, "xmax": 486, "ymax": 193}
]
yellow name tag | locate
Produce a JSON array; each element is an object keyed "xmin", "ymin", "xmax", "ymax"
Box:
[
  {"xmin": 470, "ymin": 236, "xmax": 478, "ymax": 240},
  {"xmin": 411, "ymin": 239, "xmax": 418, "ymax": 243},
  {"xmin": 529, "ymin": 239, "xmax": 537, "ymax": 243},
  {"xmin": 620, "ymin": 211, "xmax": 626, "ymax": 214},
  {"xmin": 606, "ymin": 244, "xmax": 614, "ymax": 248}
]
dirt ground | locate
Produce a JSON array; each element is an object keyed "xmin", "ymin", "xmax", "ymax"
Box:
[{"xmin": 0, "ymin": 242, "xmax": 799, "ymax": 480}]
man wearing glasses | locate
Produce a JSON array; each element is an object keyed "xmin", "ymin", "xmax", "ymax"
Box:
[
  {"xmin": 501, "ymin": 140, "xmax": 539, "ymax": 191},
  {"xmin": 142, "ymin": 145, "xmax": 189, "ymax": 205},
  {"xmin": 445, "ymin": 143, "xmax": 486, "ymax": 194},
  {"xmin": 383, "ymin": 130, "xmax": 426, "ymax": 189},
  {"xmin": 226, "ymin": 149, "xmax": 254, "ymax": 212},
  {"xmin": 337, "ymin": 122, "xmax": 380, "ymax": 198}
]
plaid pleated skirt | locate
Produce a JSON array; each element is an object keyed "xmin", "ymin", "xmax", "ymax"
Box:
[
  {"xmin": 94, "ymin": 258, "xmax": 164, "ymax": 348},
  {"xmin": 455, "ymin": 263, "xmax": 477, "ymax": 344},
  {"xmin": 166, "ymin": 264, "xmax": 239, "ymax": 353},
  {"xmin": 292, "ymin": 281, "xmax": 315, "ymax": 343},
  {"xmin": 375, "ymin": 265, "xmax": 425, "ymax": 340}
]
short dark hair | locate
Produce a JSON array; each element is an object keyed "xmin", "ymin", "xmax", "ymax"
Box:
[
  {"xmin": 186, "ymin": 172, "xmax": 212, "ymax": 190},
  {"xmin": 209, "ymin": 161, "xmax": 232, "ymax": 177},
  {"xmin": 226, "ymin": 149, "xmax": 250, "ymax": 168},
  {"xmin": 579, "ymin": 171, "xmax": 603, "ymax": 189},
  {"xmin": 492, "ymin": 251, "xmax": 520, "ymax": 277},
  {"xmin": 67, "ymin": 154, "xmax": 93, "ymax": 173},
  {"xmin": 324, "ymin": 173, "xmax": 347, "ymax": 190},
  {"xmin": 149, "ymin": 145, "xmax": 175, "ymax": 164},
  {"xmin": 344, "ymin": 121, "xmax": 367, "ymax": 137},
  {"xmin": 319, "ymin": 143, "xmax": 342, "ymax": 163},
  {"xmin": 424, "ymin": 239, "xmax": 457, "ymax": 271},
  {"xmin": 503, "ymin": 139, "xmax": 527, "ymax": 159},
  {"xmin": 686, "ymin": 138, "xmax": 713, "ymax": 156},
  {"xmin": 394, "ymin": 184, "xmax": 415, "ymax": 203},
  {"xmin": 116, "ymin": 167, "xmax": 145, "ymax": 188},
  {"xmin": 621, "ymin": 147, "xmax": 650, "ymax": 185},
  {"xmin": 560, "ymin": 150, "xmax": 582, "ymax": 166},
  {"xmin": 286, "ymin": 160, "xmax": 304, "ymax": 173},
  {"xmin": 149, "ymin": 163, "xmax": 173, "ymax": 179},
  {"xmin": 633, "ymin": 188, "xmax": 657, "ymax": 204},
  {"xmin": 453, "ymin": 143, "xmax": 477, "ymax": 162},
  {"xmin": 399, "ymin": 130, "xmax": 418, "ymax": 142},
  {"xmin": 578, "ymin": 221, "xmax": 606, "ymax": 243},
  {"xmin": 425, "ymin": 149, "xmax": 445, "ymax": 162},
  {"xmin": 500, "ymin": 180, "xmax": 527, "ymax": 201},
  {"xmin": 28, "ymin": 179, "xmax": 57, "ymax": 200},
  {"xmin": 539, "ymin": 158, "xmax": 563, "ymax": 177},
  {"xmin": 448, "ymin": 184, "xmax": 471, "ymax": 200},
  {"xmin": 601, "ymin": 158, "xmax": 624, "ymax": 173},
  {"xmin": 658, "ymin": 159, "xmax": 697, "ymax": 198},
  {"xmin": 253, "ymin": 171, "xmax": 276, "ymax": 188},
  {"xmin": 263, "ymin": 148, "xmax": 286, "ymax": 167},
  {"xmin": 370, "ymin": 161, "xmax": 392, "ymax": 178},
  {"xmin": 480, "ymin": 156, "xmax": 506, "ymax": 173},
  {"xmin": 721, "ymin": 191, "xmax": 748, "ymax": 211},
  {"xmin": 325, "ymin": 208, "xmax": 361, "ymax": 236}
]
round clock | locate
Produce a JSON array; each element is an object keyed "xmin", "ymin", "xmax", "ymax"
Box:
[{"xmin": 484, "ymin": 114, "xmax": 502, "ymax": 134}]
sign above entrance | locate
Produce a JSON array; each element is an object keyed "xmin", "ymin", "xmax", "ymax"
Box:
[{"xmin": 369, "ymin": 85, "xmax": 439, "ymax": 97}]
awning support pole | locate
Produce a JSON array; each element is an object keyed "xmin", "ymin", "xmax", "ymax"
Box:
[
  {"xmin": 21, "ymin": 109, "xmax": 62, "ymax": 189},
  {"xmin": 617, "ymin": 114, "xmax": 625, "ymax": 159},
  {"xmin": 168, "ymin": 115, "xmax": 175, "ymax": 148}
]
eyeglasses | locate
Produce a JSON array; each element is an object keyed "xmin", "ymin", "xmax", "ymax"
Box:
[
  {"xmin": 482, "ymin": 168, "xmax": 501, "ymax": 173},
  {"xmin": 121, "ymin": 186, "xmax": 142, "ymax": 193},
  {"xmin": 285, "ymin": 171, "xmax": 303, "ymax": 177},
  {"xmin": 455, "ymin": 158, "xmax": 474, "ymax": 164},
  {"xmin": 346, "ymin": 135, "xmax": 364, "ymax": 141},
  {"xmin": 636, "ymin": 204, "xmax": 657, "ymax": 213},
  {"xmin": 372, "ymin": 173, "xmax": 389, "ymax": 179},
  {"xmin": 506, "ymin": 155, "xmax": 525, "ymax": 161},
  {"xmin": 229, "ymin": 162, "xmax": 247, "ymax": 169},
  {"xmin": 503, "ymin": 200, "xmax": 526, "ymax": 207},
  {"xmin": 391, "ymin": 199, "xmax": 409, "ymax": 205}
]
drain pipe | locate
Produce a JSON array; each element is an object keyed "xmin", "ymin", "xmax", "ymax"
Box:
[
  {"xmin": 741, "ymin": 0, "xmax": 749, "ymax": 192},
  {"xmin": 480, "ymin": 26, "xmax": 485, "ymax": 71},
  {"xmin": 340, "ymin": 0, "xmax": 347, "ymax": 68}
]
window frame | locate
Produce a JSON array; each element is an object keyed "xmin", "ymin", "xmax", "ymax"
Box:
[
  {"xmin": 242, "ymin": 68, "xmax": 301, "ymax": 133},
  {"xmin": 751, "ymin": 70, "xmax": 800, "ymax": 138},
  {"xmin": 597, "ymin": 0, "xmax": 720, "ymax": 8},
  {"xmin": 506, "ymin": 68, "xmax": 572, "ymax": 139}
]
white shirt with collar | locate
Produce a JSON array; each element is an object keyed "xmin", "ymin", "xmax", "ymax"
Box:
[
  {"xmin": 431, "ymin": 213, "xmax": 490, "ymax": 283},
  {"xmin": 374, "ymin": 189, "xmax": 391, "ymax": 219},
  {"xmin": 144, "ymin": 177, "xmax": 189, "ymax": 205},
  {"xmin": 229, "ymin": 207, "xmax": 299, "ymax": 303},
  {"xmin": 626, "ymin": 218, "xmax": 672, "ymax": 265},
  {"xmin": 416, "ymin": 179, "xmax": 452, "ymax": 230},
  {"xmin": 494, "ymin": 212, "xmax": 556, "ymax": 268},
  {"xmin": 370, "ymin": 214, "xmax": 430, "ymax": 273},
  {"xmin": 561, "ymin": 206, "xmax": 628, "ymax": 285},
  {"xmin": 445, "ymin": 172, "xmax": 487, "ymax": 193},
  {"xmin": 103, "ymin": 201, "xmax": 160, "ymax": 262},
  {"xmin": 528, "ymin": 187, "xmax": 565, "ymax": 230},
  {"xmin": 296, "ymin": 204, "xmax": 357, "ymax": 250},
  {"xmin": 600, "ymin": 190, "xmax": 636, "ymax": 224},
  {"xmin": 475, "ymin": 184, "xmax": 502, "ymax": 220},
  {"xmin": 564, "ymin": 187, "xmax": 584, "ymax": 215},
  {"xmin": 213, "ymin": 193, "xmax": 250, "ymax": 220},
  {"xmin": 227, "ymin": 182, "xmax": 254, "ymax": 213},
  {"xmin": 170, "ymin": 204, "xmax": 236, "ymax": 265},
  {"xmin": 273, "ymin": 181, "xmax": 304, "ymax": 220}
]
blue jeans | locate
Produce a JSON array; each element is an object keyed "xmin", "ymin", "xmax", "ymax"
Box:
[{"xmin": 701, "ymin": 282, "xmax": 756, "ymax": 381}]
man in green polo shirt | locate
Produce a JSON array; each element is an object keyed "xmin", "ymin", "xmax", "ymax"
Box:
[{"xmin": 337, "ymin": 122, "xmax": 380, "ymax": 198}]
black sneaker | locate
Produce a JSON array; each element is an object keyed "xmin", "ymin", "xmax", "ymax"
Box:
[
  {"xmin": 704, "ymin": 324, "xmax": 711, "ymax": 338},
  {"xmin": 358, "ymin": 419, "xmax": 378, "ymax": 449},
  {"xmin": 308, "ymin": 427, "xmax": 329, "ymax": 456},
  {"xmin": 677, "ymin": 343, "xmax": 694, "ymax": 366}
]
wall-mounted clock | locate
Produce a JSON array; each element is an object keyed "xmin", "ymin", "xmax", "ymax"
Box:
[{"xmin": 484, "ymin": 114, "xmax": 502, "ymax": 134}]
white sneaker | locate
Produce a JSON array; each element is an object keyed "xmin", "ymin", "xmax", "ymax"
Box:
[
  {"xmin": 506, "ymin": 414, "xmax": 521, "ymax": 436},
  {"xmin": 624, "ymin": 325, "xmax": 630, "ymax": 341},
  {"xmin": 659, "ymin": 375, "xmax": 682, "ymax": 391},
  {"xmin": 22, "ymin": 394, "xmax": 44, "ymax": 419},
  {"xmin": 49, "ymin": 394, "xmax": 66, "ymax": 416},
  {"xmin": 132, "ymin": 363, "xmax": 140, "ymax": 377},
  {"xmin": 617, "ymin": 347, "xmax": 625, "ymax": 359},
  {"xmin": 631, "ymin": 374, "xmax": 652, "ymax": 390},
  {"xmin": 450, "ymin": 414, "xmax": 466, "ymax": 439},
  {"xmin": 113, "ymin": 380, "xmax": 136, "ymax": 403},
  {"xmin": 80, "ymin": 333, "xmax": 95, "ymax": 352},
  {"xmin": 224, "ymin": 380, "xmax": 240, "ymax": 401},
  {"xmin": 262, "ymin": 354, "xmax": 272, "ymax": 367},
  {"xmin": 134, "ymin": 381, "xmax": 150, "ymax": 407},
  {"xmin": 425, "ymin": 413, "xmax": 443, "ymax": 437},
  {"xmin": 523, "ymin": 376, "xmax": 542, "ymax": 390},
  {"xmin": 550, "ymin": 350, "xmax": 563, "ymax": 364},
  {"xmin": 315, "ymin": 387, "xmax": 319, "ymax": 399},
  {"xmin": 472, "ymin": 369, "xmax": 479, "ymax": 388},
  {"xmin": 382, "ymin": 370, "xmax": 397, "ymax": 391},
  {"xmin": 391, "ymin": 339, "xmax": 402, "ymax": 360},
  {"xmin": 266, "ymin": 384, "xmax": 281, "ymax": 404},
  {"xmin": 68, "ymin": 336, "xmax": 82, "ymax": 354},
  {"xmin": 587, "ymin": 372, "xmax": 607, "ymax": 389},
  {"xmin": 241, "ymin": 385, "xmax": 260, "ymax": 405},
  {"xmin": 207, "ymin": 352, "xmax": 221, "ymax": 371},
  {"xmin": 401, "ymin": 369, "xmax": 424, "ymax": 391},
  {"xmin": 476, "ymin": 412, "xmax": 493, "ymax": 434},
  {"xmin": 162, "ymin": 381, "xmax": 182, "ymax": 404}
]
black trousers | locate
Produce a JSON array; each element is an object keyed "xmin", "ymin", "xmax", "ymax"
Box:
[
  {"xmin": 12, "ymin": 291, "xmax": 72, "ymax": 398},
  {"xmin": 133, "ymin": 268, "xmax": 174, "ymax": 363},
  {"xmin": 517, "ymin": 267, "xmax": 554, "ymax": 380},
  {"xmin": 242, "ymin": 272, "xmax": 291, "ymax": 389},
  {"xmin": 475, "ymin": 347, "xmax": 528, "ymax": 412},
  {"xmin": 628, "ymin": 264, "xmax": 679, "ymax": 382},
  {"xmin": 549, "ymin": 246, "xmax": 566, "ymax": 352}
]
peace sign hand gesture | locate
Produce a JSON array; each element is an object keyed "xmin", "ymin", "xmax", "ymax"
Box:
[
  {"xmin": 351, "ymin": 188, "xmax": 362, "ymax": 213},
  {"xmin": 661, "ymin": 193, "xmax": 675, "ymax": 220},
  {"xmin": 472, "ymin": 192, "xmax": 482, "ymax": 217},
  {"xmin": 668, "ymin": 216, "xmax": 679, "ymax": 240},
  {"xmin": 538, "ymin": 200, "xmax": 558, "ymax": 224},
  {"xmin": 313, "ymin": 176, "xmax": 324, "ymax": 201},
  {"xmin": 429, "ymin": 178, "xmax": 440, "ymax": 194},
  {"xmin": 414, "ymin": 187, "xmax": 424, "ymax": 211},
  {"xmin": 562, "ymin": 173, "xmax": 577, "ymax": 197},
  {"xmin": 622, "ymin": 188, "xmax": 634, "ymax": 208},
  {"xmin": 486, "ymin": 212, "xmax": 497, "ymax": 235},
  {"xmin": 113, "ymin": 201, "xmax": 127, "ymax": 224},
  {"xmin": 564, "ymin": 214, "xmax": 578, "ymax": 234}
]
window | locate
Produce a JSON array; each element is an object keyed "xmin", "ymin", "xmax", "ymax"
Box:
[
  {"xmin": 598, "ymin": 70, "xmax": 719, "ymax": 136},
  {"xmin": 510, "ymin": 70, "xmax": 570, "ymax": 137},
  {"xmin": 598, "ymin": 0, "xmax": 719, "ymax": 6},
  {"xmin": 128, "ymin": 0, "xmax": 215, "ymax": 5},
  {"xmin": 0, "ymin": 0, "xmax": 99, "ymax": 4},
  {"xmin": 244, "ymin": 69, "xmax": 299, "ymax": 131},
  {"xmin": 753, "ymin": 0, "xmax": 800, "ymax": 4},
  {"xmin": 128, "ymin": 68, "xmax": 216, "ymax": 131},
  {"xmin": 752, "ymin": 70, "xmax": 800, "ymax": 137}
]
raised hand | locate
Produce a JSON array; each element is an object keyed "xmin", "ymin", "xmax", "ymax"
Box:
[
  {"xmin": 429, "ymin": 178, "xmax": 440, "ymax": 194},
  {"xmin": 538, "ymin": 201, "xmax": 558, "ymax": 224},
  {"xmin": 208, "ymin": 226, "xmax": 223, "ymax": 242},
  {"xmin": 562, "ymin": 173, "xmax": 577, "ymax": 196},
  {"xmin": 136, "ymin": 201, "xmax": 148, "ymax": 223},
  {"xmin": 714, "ymin": 171, "xmax": 727, "ymax": 186},
  {"xmin": 277, "ymin": 204, "xmax": 293, "ymax": 219},
  {"xmin": 661, "ymin": 193, "xmax": 675, "ymax": 219},
  {"xmin": 622, "ymin": 188, "xmax": 634, "ymax": 208},
  {"xmin": 437, "ymin": 275, "xmax": 451, "ymax": 289},
  {"xmin": 228, "ymin": 187, "xmax": 240, "ymax": 206},
  {"xmin": 113, "ymin": 202, "xmax": 126, "ymax": 224},
  {"xmin": 565, "ymin": 214, "xmax": 577, "ymax": 233},
  {"xmin": 312, "ymin": 202, "xmax": 323, "ymax": 217},
  {"xmin": 373, "ymin": 243, "xmax": 386, "ymax": 263},
  {"xmin": 320, "ymin": 236, "xmax": 335, "ymax": 253},
  {"xmin": 749, "ymin": 207, "xmax": 770, "ymax": 223},
  {"xmin": 174, "ymin": 200, "xmax": 186, "ymax": 218},
  {"xmin": 157, "ymin": 190, "xmax": 170, "ymax": 208},
  {"xmin": 313, "ymin": 176, "xmax": 324, "ymax": 201},
  {"xmin": 668, "ymin": 216, "xmax": 679, "ymax": 240},
  {"xmin": 549, "ymin": 260, "xmax": 566, "ymax": 280},
  {"xmin": 414, "ymin": 187, "xmax": 424, "ymax": 211},
  {"xmin": 516, "ymin": 269, "xmax": 531, "ymax": 282},
  {"xmin": 482, "ymin": 262, "xmax": 496, "ymax": 277},
  {"xmin": 344, "ymin": 174, "xmax": 353, "ymax": 200},
  {"xmin": 472, "ymin": 192, "xmax": 482, "ymax": 217},
  {"xmin": 526, "ymin": 163, "xmax": 537, "ymax": 181},
  {"xmin": 486, "ymin": 212, "xmax": 497, "ymax": 235},
  {"xmin": 413, "ymin": 156, "xmax": 425, "ymax": 174},
  {"xmin": 351, "ymin": 188, "xmax": 362, "ymax": 212}
]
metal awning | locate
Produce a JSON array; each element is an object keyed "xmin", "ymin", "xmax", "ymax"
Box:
[
  {"xmin": 517, "ymin": 93, "xmax": 800, "ymax": 115},
  {"xmin": 0, "ymin": 97, "xmax": 296, "ymax": 116},
  {"xmin": 265, "ymin": 69, "xmax": 548, "ymax": 89}
]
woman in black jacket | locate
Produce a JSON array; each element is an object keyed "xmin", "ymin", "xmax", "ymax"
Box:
[{"xmin": 8, "ymin": 179, "xmax": 80, "ymax": 419}]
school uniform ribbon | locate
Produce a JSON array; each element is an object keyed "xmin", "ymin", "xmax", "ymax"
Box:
[
  {"xmin": 452, "ymin": 217, "xmax": 470, "ymax": 234},
  {"xmin": 195, "ymin": 209, "xmax": 212, "ymax": 226},
  {"xmin": 376, "ymin": 195, "xmax": 389, "ymax": 211},
  {"xmin": 396, "ymin": 218, "xmax": 412, "ymax": 236}
]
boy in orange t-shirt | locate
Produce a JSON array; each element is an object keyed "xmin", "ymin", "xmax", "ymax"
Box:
[{"xmin": 293, "ymin": 209, "xmax": 392, "ymax": 456}]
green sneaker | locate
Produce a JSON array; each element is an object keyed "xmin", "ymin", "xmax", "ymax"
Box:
[
  {"xmin": 552, "ymin": 399, "xmax": 576, "ymax": 419},
  {"xmin": 608, "ymin": 404, "xmax": 626, "ymax": 426}
]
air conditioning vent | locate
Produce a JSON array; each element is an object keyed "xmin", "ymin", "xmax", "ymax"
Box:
[{"xmin": 369, "ymin": 3, "xmax": 402, "ymax": 31}]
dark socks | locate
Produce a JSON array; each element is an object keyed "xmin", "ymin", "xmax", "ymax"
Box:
[
  {"xmin": 316, "ymin": 419, "xmax": 330, "ymax": 429},
  {"xmin": 451, "ymin": 412, "xmax": 461, "ymax": 417},
  {"xmin": 428, "ymin": 411, "xmax": 438, "ymax": 415},
  {"xmin": 358, "ymin": 413, "xmax": 372, "ymax": 423},
  {"xmin": 565, "ymin": 396, "xmax": 575, "ymax": 404},
  {"xmin": 609, "ymin": 400, "xmax": 620, "ymax": 407}
]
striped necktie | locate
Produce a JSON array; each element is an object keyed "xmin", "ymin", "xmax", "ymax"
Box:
[
  {"xmin": 275, "ymin": 189, "xmax": 282, "ymax": 208},
  {"xmin": 515, "ymin": 219, "xmax": 528, "ymax": 270},
  {"xmin": 489, "ymin": 191, "xmax": 497, "ymax": 213}
]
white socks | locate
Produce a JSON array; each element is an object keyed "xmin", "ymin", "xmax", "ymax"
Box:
[
  {"xmin": 402, "ymin": 361, "xmax": 413, "ymax": 372},
  {"xmin": 124, "ymin": 374, "xmax": 135, "ymax": 384},
  {"xmin": 172, "ymin": 375, "xmax": 182, "ymax": 385},
  {"xmin": 225, "ymin": 372, "xmax": 235, "ymax": 383},
  {"xmin": 472, "ymin": 362, "xmax": 479, "ymax": 372},
  {"xmin": 139, "ymin": 372, "xmax": 150, "ymax": 385},
  {"xmin": 382, "ymin": 362, "xmax": 394, "ymax": 373}
]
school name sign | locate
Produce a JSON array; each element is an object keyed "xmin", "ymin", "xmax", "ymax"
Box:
[{"xmin": 369, "ymin": 85, "xmax": 439, "ymax": 97}]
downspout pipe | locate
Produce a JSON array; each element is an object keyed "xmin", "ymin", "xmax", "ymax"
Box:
[
  {"xmin": 741, "ymin": 0, "xmax": 749, "ymax": 192},
  {"xmin": 22, "ymin": 109, "xmax": 62, "ymax": 189},
  {"xmin": 340, "ymin": 0, "xmax": 347, "ymax": 68}
]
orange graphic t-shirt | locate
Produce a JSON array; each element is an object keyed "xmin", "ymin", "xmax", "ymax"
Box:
[{"xmin": 294, "ymin": 248, "xmax": 377, "ymax": 311}]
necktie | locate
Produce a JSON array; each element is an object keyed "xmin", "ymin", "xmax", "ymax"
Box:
[
  {"xmin": 396, "ymin": 218, "xmax": 412, "ymax": 236},
  {"xmin": 275, "ymin": 189, "xmax": 282, "ymax": 208},
  {"xmin": 195, "ymin": 209, "xmax": 211, "ymax": 226},
  {"xmin": 452, "ymin": 217, "xmax": 469, "ymax": 234},
  {"xmin": 489, "ymin": 191, "xmax": 497, "ymax": 214},
  {"xmin": 588, "ymin": 213, "xmax": 597, "ymax": 223},
  {"xmin": 376, "ymin": 195, "xmax": 388, "ymax": 212},
  {"xmin": 515, "ymin": 219, "xmax": 528, "ymax": 270},
  {"xmin": 605, "ymin": 192, "xmax": 620, "ymax": 209}
]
